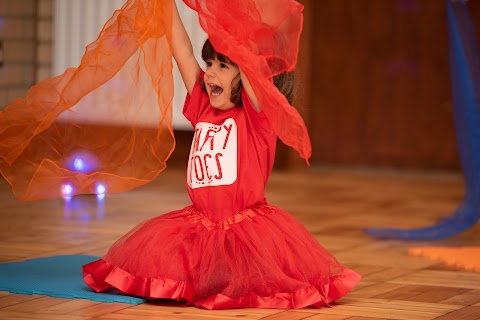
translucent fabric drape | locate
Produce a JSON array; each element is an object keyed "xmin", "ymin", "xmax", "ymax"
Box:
[
  {"xmin": 0, "ymin": 0, "xmax": 309, "ymax": 201},
  {"xmin": 365, "ymin": 0, "xmax": 480, "ymax": 240},
  {"xmin": 183, "ymin": 0, "xmax": 311, "ymax": 163},
  {"xmin": 0, "ymin": 0, "xmax": 175, "ymax": 200}
]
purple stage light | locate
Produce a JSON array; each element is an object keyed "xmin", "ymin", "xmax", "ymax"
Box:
[
  {"xmin": 96, "ymin": 184, "xmax": 106, "ymax": 195},
  {"xmin": 96, "ymin": 184, "xmax": 106, "ymax": 201},
  {"xmin": 73, "ymin": 158, "xmax": 86, "ymax": 171},
  {"xmin": 62, "ymin": 183, "xmax": 74, "ymax": 198},
  {"xmin": 65, "ymin": 151, "xmax": 99, "ymax": 174}
]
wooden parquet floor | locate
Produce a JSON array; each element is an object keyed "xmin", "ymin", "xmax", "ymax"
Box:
[{"xmin": 0, "ymin": 167, "xmax": 479, "ymax": 320}]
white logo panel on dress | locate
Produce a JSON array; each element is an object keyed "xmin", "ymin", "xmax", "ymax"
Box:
[{"xmin": 187, "ymin": 118, "xmax": 237, "ymax": 189}]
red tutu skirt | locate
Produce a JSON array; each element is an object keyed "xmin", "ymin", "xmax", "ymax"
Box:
[{"xmin": 83, "ymin": 204, "xmax": 361, "ymax": 309}]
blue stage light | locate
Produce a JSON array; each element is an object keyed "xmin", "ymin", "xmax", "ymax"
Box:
[
  {"xmin": 65, "ymin": 151, "xmax": 98, "ymax": 174},
  {"xmin": 96, "ymin": 184, "xmax": 106, "ymax": 195},
  {"xmin": 62, "ymin": 184, "xmax": 73, "ymax": 198},
  {"xmin": 73, "ymin": 158, "xmax": 86, "ymax": 171}
]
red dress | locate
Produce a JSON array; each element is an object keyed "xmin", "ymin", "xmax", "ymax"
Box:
[{"xmin": 82, "ymin": 80, "xmax": 362, "ymax": 309}]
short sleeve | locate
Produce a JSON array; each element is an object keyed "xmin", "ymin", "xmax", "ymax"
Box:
[
  {"xmin": 241, "ymin": 89, "xmax": 273, "ymax": 137},
  {"xmin": 182, "ymin": 71, "xmax": 210, "ymax": 126}
]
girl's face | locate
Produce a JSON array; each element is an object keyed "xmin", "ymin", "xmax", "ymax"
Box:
[{"xmin": 204, "ymin": 58, "xmax": 240, "ymax": 110}]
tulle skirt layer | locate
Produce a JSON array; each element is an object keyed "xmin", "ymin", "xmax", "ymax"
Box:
[{"xmin": 83, "ymin": 204, "xmax": 361, "ymax": 309}]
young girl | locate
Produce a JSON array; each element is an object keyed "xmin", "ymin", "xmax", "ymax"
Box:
[{"xmin": 82, "ymin": 1, "xmax": 361, "ymax": 310}]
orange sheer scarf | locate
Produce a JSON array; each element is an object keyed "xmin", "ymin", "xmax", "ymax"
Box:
[
  {"xmin": 0, "ymin": 0, "xmax": 309, "ymax": 200},
  {"xmin": 0, "ymin": 0, "xmax": 174, "ymax": 200}
]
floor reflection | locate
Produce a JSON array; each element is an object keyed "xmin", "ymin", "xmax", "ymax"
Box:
[{"xmin": 64, "ymin": 194, "xmax": 105, "ymax": 221}]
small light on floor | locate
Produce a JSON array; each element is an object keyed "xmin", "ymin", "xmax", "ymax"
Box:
[
  {"xmin": 62, "ymin": 183, "xmax": 73, "ymax": 199},
  {"xmin": 96, "ymin": 184, "xmax": 106, "ymax": 199}
]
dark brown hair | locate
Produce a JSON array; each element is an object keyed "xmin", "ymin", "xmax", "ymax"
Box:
[{"xmin": 200, "ymin": 39, "xmax": 295, "ymax": 106}]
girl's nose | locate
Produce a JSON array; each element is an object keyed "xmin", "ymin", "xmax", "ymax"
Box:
[{"xmin": 205, "ymin": 67, "xmax": 216, "ymax": 78}]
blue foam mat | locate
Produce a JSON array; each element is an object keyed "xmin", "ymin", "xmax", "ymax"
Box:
[{"xmin": 0, "ymin": 255, "xmax": 145, "ymax": 304}]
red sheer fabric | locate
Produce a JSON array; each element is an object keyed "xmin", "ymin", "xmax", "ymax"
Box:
[
  {"xmin": 183, "ymin": 0, "xmax": 311, "ymax": 163},
  {"xmin": 0, "ymin": 0, "xmax": 174, "ymax": 200}
]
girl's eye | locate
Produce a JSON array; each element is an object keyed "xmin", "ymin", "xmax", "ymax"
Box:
[
  {"xmin": 206, "ymin": 61, "xmax": 212, "ymax": 67},
  {"xmin": 220, "ymin": 63, "xmax": 228, "ymax": 69}
]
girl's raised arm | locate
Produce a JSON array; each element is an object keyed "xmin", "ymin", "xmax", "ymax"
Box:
[
  {"xmin": 172, "ymin": 1, "xmax": 200, "ymax": 95},
  {"xmin": 239, "ymin": 69, "xmax": 261, "ymax": 112}
]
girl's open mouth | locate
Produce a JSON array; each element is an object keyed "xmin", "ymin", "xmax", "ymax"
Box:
[{"xmin": 209, "ymin": 84, "xmax": 223, "ymax": 96}]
